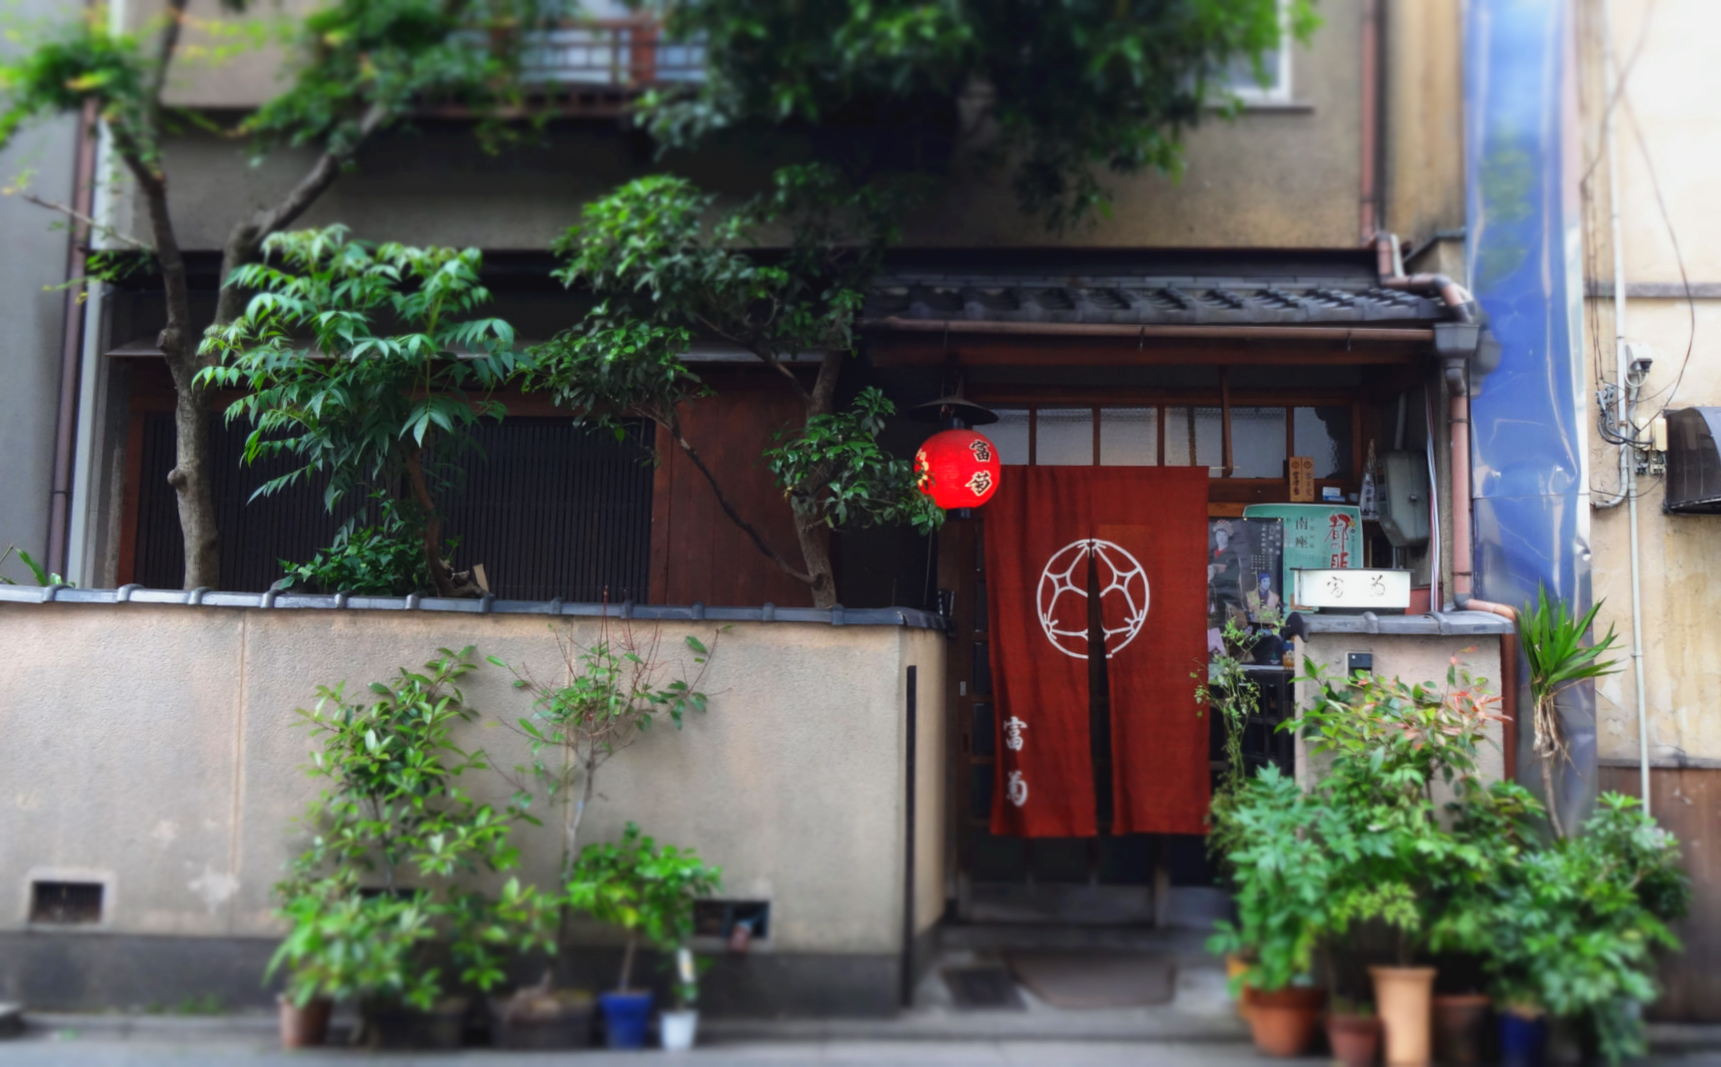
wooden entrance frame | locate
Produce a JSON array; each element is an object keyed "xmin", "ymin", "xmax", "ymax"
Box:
[{"xmin": 896, "ymin": 323, "xmax": 1432, "ymax": 923}]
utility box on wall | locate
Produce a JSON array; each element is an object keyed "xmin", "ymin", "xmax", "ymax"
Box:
[{"xmin": 1378, "ymin": 451, "xmax": 1431, "ymax": 546}]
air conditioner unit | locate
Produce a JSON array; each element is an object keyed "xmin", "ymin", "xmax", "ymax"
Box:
[{"xmin": 1377, "ymin": 451, "xmax": 1430, "ymax": 547}]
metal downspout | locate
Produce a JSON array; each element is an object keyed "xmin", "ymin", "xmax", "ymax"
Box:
[
  {"xmin": 45, "ymin": 100, "xmax": 98, "ymax": 576},
  {"xmin": 1600, "ymin": 0, "xmax": 1652, "ymax": 815},
  {"xmin": 1376, "ymin": 234, "xmax": 1520, "ymax": 778}
]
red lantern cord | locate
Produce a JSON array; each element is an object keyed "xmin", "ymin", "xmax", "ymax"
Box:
[{"xmin": 914, "ymin": 429, "xmax": 1002, "ymax": 509}]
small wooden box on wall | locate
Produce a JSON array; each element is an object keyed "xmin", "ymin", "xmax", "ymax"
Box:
[{"xmin": 1288, "ymin": 456, "xmax": 1315, "ymax": 502}]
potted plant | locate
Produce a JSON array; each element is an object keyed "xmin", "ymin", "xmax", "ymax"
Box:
[
  {"xmin": 1517, "ymin": 587, "xmax": 1623, "ymax": 839},
  {"xmin": 564, "ymin": 824, "xmax": 720, "ymax": 1050},
  {"xmin": 660, "ymin": 946, "xmax": 702, "ymax": 1051},
  {"xmin": 1293, "ymin": 656, "xmax": 1512, "ymax": 1065},
  {"xmin": 1207, "ymin": 768, "xmax": 1330, "ymax": 1057},
  {"xmin": 1451, "ymin": 791, "xmax": 1690, "ymax": 1066},
  {"xmin": 1325, "ymin": 997, "xmax": 1381, "ymax": 1067},
  {"xmin": 1196, "ymin": 594, "xmax": 1284, "ymax": 1022},
  {"xmin": 271, "ymin": 648, "xmax": 554, "ymax": 1049},
  {"xmin": 487, "ymin": 973, "xmax": 596, "ymax": 1050},
  {"xmin": 488, "ymin": 621, "xmax": 717, "ymax": 1041},
  {"xmin": 1431, "ymin": 990, "xmax": 1493, "ymax": 1064}
]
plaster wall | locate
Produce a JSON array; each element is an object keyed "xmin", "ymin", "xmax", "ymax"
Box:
[
  {"xmin": 1587, "ymin": 298, "xmax": 1721, "ymax": 764},
  {"xmin": 1580, "ymin": 0, "xmax": 1721, "ymax": 764},
  {"xmin": 1382, "ymin": 0, "xmax": 1465, "ymax": 250},
  {"xmin": 0, "ymin": 0, "xmax": 79, "ymax": 576},
  {"xmin": 0, "ymin": 604, "xmax": 946, "ymax": 959},
  {"xmin": 1292, "ymin": 633, "xmax": 1508, "ymax": 789},
  {"xmin": 115, "ymin": 0, "xmax": 1370, "ymax": 252}
]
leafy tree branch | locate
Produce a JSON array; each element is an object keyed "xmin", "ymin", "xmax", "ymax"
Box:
[
  {"xmin": 527, "ymin": 165, "xmax": 938, "ymax": 607},
  {"xmin": 0, "ymin": 0, "xmax": 547, "ymax": 588}
]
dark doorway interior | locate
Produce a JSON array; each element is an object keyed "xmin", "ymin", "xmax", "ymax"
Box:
[{"xmin": 942, "ymin": 513, "xmax": 1295, "ymax": 926}]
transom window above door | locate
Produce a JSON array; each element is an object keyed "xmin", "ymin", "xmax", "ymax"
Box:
[{"xmin": 986, "ymin": 405, "xmax": 1354, "ymax": 480}]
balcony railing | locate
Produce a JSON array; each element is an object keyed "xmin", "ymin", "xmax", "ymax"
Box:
[
  {"xmin": 439, "ymin": 16, "xmax": 705, "ymax": 116},
  {"xmin": 521, "ymin": 16, "xmax": 705, "ymax": 86}
]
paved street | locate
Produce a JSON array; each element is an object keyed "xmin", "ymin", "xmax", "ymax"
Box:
[
  {"xmin": 5, "ymin": 1033, "xmax": 1721, "ymax": 1066},
  {"xmin": 0, "ymin": 1037, "xmax": 1295, "ymax": 1065}
]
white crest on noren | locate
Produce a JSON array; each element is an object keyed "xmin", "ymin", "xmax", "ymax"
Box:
[{"xmin": 1035, "ymin": 538, "xmax": 1150, "ymax": 659}]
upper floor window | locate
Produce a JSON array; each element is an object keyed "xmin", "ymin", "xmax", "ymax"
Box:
[
  {"xmin": 984, "ymin": 404, "xmax": 1354, "ymax": 482},
  {"xmin": 1215, "ymin": 0, "xmax": 1293, "ymax": 105}
]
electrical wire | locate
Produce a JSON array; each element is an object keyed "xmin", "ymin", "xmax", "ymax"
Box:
[
  {"xmin": 1579, "ymin": 0, "xmax": 1658, "ymax": 189},
  {"xmin": 1618, "ymin": 95, "xmax": 1697, "ymax": 414}
]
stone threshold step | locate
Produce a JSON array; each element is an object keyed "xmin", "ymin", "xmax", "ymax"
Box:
[{"xmin": 938, "ymin": 923, "xmax": 1218, "ymax": 960}]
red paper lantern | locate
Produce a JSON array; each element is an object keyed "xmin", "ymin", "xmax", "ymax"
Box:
[{"xmin": 915, "ymin": 429, "xmax": 1002, "ymax": 509}]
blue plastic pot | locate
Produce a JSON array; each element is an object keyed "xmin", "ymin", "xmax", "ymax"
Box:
[
  {"xmin": 1498, "ymin": 1011, "xmax": 1548, "ymax": 1067},
  {"xmin": 598, "ymin": 991, "xmax": 655, "ymax": 1050}
]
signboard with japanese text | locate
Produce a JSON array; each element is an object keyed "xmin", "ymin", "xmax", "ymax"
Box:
[
  {"xmin": 1241, "ymin": 503, "xmax": 1364, "ymax": 610},
  {"xmin": 1288, "ymin": 456, "xmax": 1315, "ymax": 502}
]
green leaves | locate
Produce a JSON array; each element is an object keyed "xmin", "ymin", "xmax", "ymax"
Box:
[
  {"xmin": 274, "ymin": 647, "xmax": 551, "ymax": 1006},
  {"xmin": 243, "ymin": 0, "xmax": 557, "ymax": 158},
  {"xmin": 564, "ymin": 822, "xmax": 721, "ymax": 964},
  {"xmin": 1440, "ymin": 793, "xmax": 1690, "ymax": 1063},
  {"xmin": 544, "ymin": 163, "xmax": 900, "ymax": 371},
  {"xmin": 1214, "ymin": 651, "xmax": 1690, "ymax": 1064},
  {"xmin": 278, "ymin": 495, "xmax": 431, "ymax": 595},
  {"xmin": 0, "ymin": 14, "xmax": 151, "ymax": 156},
  {"xmin": 1520, "ymin": 587, "xmax": 1623, "ymax": 704},
  {"xmin": 199, "ymin": 226, "xmax": 524, "ymax": 585},
  {"xmin": 644, "ymin": 0, "xmax": 1315, "ymax": 228},
  {"xmin": 764, "ymin": 386, "xmax": 942, "ymax": 535},
  {"xmin": 491, "ymin": 622, "xmax": 718, "ymax": 879}
]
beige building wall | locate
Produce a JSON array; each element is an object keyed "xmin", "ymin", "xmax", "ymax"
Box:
[
  {"xmin": 1293, "ymin": 631, "xmax": 1508, "ymax": 789},
  {"xmin": 1383, "ymin": 0, "xmax": 1466, "ymax": 276},
  {"xmin": 1581, "ymin": 0, "xmax": 1721, "ymax": 765},
  {"xmin": 0, "ymin": 603, "xmax": 945, "ymax": 960},
  {"xmin": 111, "ymin": 0, "xmax": 1378, "ymax": 252}
]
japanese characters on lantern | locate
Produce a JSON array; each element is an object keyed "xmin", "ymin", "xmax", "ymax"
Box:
[{"xmin": 914, "ymin": 429, "xmax": 1002, "ymax": 509}]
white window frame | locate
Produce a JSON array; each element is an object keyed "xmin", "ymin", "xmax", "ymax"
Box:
[{"xmin": 1220, "ymin": 0, "xmax": 1294, "ymax": 106}]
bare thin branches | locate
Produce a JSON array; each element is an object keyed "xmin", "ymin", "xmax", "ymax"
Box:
[{"xmin": 15, "ymin": 192, "xmax": 150, "ymax": 250}]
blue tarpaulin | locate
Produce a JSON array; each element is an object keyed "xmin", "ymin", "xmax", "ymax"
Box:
[{"xmin": 1464, "ymin": 0, "xmax": 1595, "ymax": 828}]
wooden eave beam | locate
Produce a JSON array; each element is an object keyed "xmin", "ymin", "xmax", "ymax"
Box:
[{"xmin": 862, "ymin": 320, "xmax": 1430, "ymax": 367}]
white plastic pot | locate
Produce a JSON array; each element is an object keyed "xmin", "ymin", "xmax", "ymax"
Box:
[{"xmin": 660, "ymin": 1008, "xmax": 698, "ymax": 1051}]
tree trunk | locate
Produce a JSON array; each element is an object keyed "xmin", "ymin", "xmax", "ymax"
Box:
[
  {"xmin": 165, "ymin": 365, "xmax": 220, "ymax": 589},
  {"xmin": 788, "ymin": 350, "xmax": 844, "ymax": 608},
  {"xmin": 214, "ymin": 222, "xmax": 265, "ymax": 328},
  {"xmin": 1540, "ymin": 756, "xmax": 1566, "ymax": 839},
  {"xmin": 618, "ymin": 930, "xmax": 638, "ymax": 992},
  {"xmin": 116, "ymin": 128, "xmax": 220, "ymax": 590},
  {"xmin": 403, "ymin": 445, "xmax": 457, "ymax": 597},
  {"xmin": 790, "ymin": 504, "xmax": 837, "ymax": 608}
]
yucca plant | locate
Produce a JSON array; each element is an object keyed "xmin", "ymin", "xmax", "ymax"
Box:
[{"xmin": 1518, "ymin": 588, "xmax": 1623, "ymax": 838}]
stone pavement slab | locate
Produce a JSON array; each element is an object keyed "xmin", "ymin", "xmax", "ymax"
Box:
[{"xmin": 0, "ymin": 1035, "xmax": 1292, "ymax": 1066}]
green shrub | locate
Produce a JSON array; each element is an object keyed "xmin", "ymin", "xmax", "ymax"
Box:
[{"xmin": 564, "ymin": 823, "xmax": 721, "ymax": 994}]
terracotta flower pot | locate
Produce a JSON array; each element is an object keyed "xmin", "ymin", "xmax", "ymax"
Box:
[
  {"xmin": 1327, "ymin": 1012, "xmax": 1382, "ymax": 1067},
  {"xmin": 1432, "ymin": 993, "xmax": 1492, "ymax": 1063},
  {"xmin": 1244, "ymin": 986, "xmax": 1327, "ymax": 1058},
  {"xmin": 1370, "ymin": 966, "xmax": 1436, "ymax": 1065},
  {"xmin": 278, "ymin": 995, "xmax": 332, "ymax": 1049}
]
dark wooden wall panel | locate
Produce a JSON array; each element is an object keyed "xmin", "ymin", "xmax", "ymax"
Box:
[
  {"xmin": 126, "ymin": 413, "xmax": 653, "ymax": 600},
  {"xmin": 649, "ymin": 376, "xmax": 813, "ymax": 607},
  {"xmin": 1598, "ymin": 765, "xmax": 1721, "ymax": 1022}
]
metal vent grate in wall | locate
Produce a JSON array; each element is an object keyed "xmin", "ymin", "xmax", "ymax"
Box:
[
  {"xmin": 694, "ymin": 899, "xmax": 769, "ymax": 941},
  {"xmin": 30, "ymin": 881, "xmax": 103, "ymax": 924}
]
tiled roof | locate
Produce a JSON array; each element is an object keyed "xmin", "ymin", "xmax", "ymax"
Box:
[{"xmin": 864, "ymin": 274, "xmax": 1446, "ymax": 327}]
